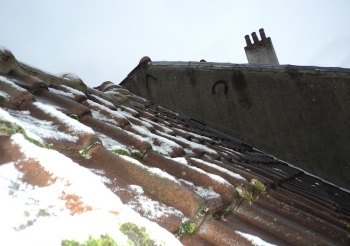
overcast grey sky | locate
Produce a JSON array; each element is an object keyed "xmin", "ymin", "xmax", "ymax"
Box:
[{"xmin": 1, "ymin": 1, "xmax": 349, "ymax": 87}]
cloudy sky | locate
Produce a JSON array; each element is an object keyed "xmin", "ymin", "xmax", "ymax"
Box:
[{"xmin": 1, "ymin": 1, "xmax": 349, "ymax": 88}]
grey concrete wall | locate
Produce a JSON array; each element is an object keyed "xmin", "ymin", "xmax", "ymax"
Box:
[{"xmin": 122, "ymin": 62, "xmax": 350, "ymax": 189}]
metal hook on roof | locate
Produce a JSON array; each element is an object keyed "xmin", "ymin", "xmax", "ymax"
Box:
[{"xmin": 212, "ymin": 80, "xmax": 228, "ymax": 95}]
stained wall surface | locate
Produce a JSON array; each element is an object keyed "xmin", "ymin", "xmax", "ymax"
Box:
[{"xmin": 121, "ymin": 62, "xmax": 350, "ymax": 190}]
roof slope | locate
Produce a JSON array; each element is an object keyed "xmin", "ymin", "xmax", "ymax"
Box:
[{"xmin": 1, "ymin": 47, "xmax": 350, "ymax": 245}]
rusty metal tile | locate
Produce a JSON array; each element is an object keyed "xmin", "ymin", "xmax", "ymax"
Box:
[
  {"xmin": 65, "ymin": 152, "xmax": 184, "ymax": 233},
  {"xmin": 122, "ymin": 114, "xmax": 155, "ymax": 132},
  {"xmin": 285, "ymin": 181, "xmax": 334, "ymax": 206},
  {"xmin": 197, "ymin": 216, "xmax": 260, "ymax": 246},
  {"xmin": 143, "ymin": 151, "xmax": 238, "ymax": 209},
  {"xmin": 180, "ymin": 233, "xmax": 216, "ymax": 246},
  {"xmin": 8, "ymin": 70, "xmax": 48, "ymax": 93},
  {"xmin": 201, "ymin": 155, "xmax": 275, "ymax": 189},
  {"xmin": 134, "ymin": 107, "xmax": 157, "ymax": 121},
  {"xmin": 276, "ymin": 186, "xmax": 338, "ymax": 216},
  {"xmin": 268, "ymin": 189, "xmax": 346, "ymax": 229},
  {"xmin": 50, "ymin": 84, "xmax": 87, "ymax": 103},
  {"xmin": 233, "ymin": 201, "xmax": 342, "ymax": 246},
  {"xmin": 223, "ymin": 213, "xmax": 293, "ymax": 246},
  {"xmin": 87, "ymin": 145, "xmax": 208, "ymax": 222},
  {"xmin": 234, "ymin": 162, "xmax": 283, "ymax": 184},
  {"xmin": 82, "ymin": 99, "xmax": 129, "ymax": 127},
  {"xmin": 171, "ymin": 127, "xmax": 192, "ymax": 140},
  {"xmin": 188, "ymin": 158, "xmax": 253, "ymax": 195},
  {"xmin": 0, "ymin": 136, "xmax": 25, "ymax": 163},
  {"xmin": 0, "ymin": 77, "xmax": 34, "ymax": 109},
  {"xmin": 34, "ymin": 88, "xmax": 91, "ymax": 117},
  {"xmin": 253, "ymin": 193, "xmax": 350, "ymax": 244},
  {"xmin": 86, "ymin": 93, "xmax": 117, "ymax": 110}
]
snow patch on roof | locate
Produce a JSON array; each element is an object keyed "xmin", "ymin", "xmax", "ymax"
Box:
[
  {"xmin": 235, "ymin": 231, "xmax": 277, "ymax": 246},
  {"xmin": 119, "ymin": 185, "xmax": 185, "ymax": 222},
  {"xmin": 61, "ymin": 85, "xmax": 86, "ymax": 97},
  {"xmin": 158, "ymin": 131, "xmax": 218, "ymax": 155},
  {"xmin": 0, "ymin": 90, "xmax": 10, "ymax": 99},
  {"xmin": 59, "ymin": 73, "xmax": 82, "ymax": 81},
  {"xmin": 33, "ymin": 101, "xmax": 94, "ymax": 134},
  {"xmin": 89, "ymin": 94, "xmax": 115, "ymax": 108},
  {"xmin": 131, "ymin": 124, "xmax": 182, "ymax": 155},
  {"xmin": 0, "ymin": 108, "xmax": 43, "ymax": 143},
  {"xmin": 91, "ymin": 109, "xmax": 118, "ymax": 125},
  {"xmin": 179, "ymin": 179, "xmax": 221, "ymax": 200},
  {"xmin": 5, "ymin": 108, "xmax": 78, "ymax": 143},
  {"xmin": 117, "ymin": 107, "xmax": 140, "ymax": 117},
  {"xmin": 190, "ymin": 158, "xmax": 245, "ymax": 181},
  {"xmin": 174, "ymin": 158, "xmax": 232, "ymax": 186},
  {"xmin": 49, "ymin": 87, "xmax": 75, "ymax": 100},
  {"xmin": 95, "ymin": 131, "xmax": 130, "ymax": 151},
  {"xmin": 172, "ymin": 157, "xmax": 189, "ymax": 165},
  {"xmin": 118, "ymin": 155, "xmax": 180, "ymax": 184},
  {"xmin": 0, "ymin": 75, "xmax": 29, "ymax": 93},
  {"xmin": 0, "ymin": 134, "xmax": 181, "ymax": 245},
  {"xmin": 87, "ymin": 99, "xmax": 126, "ymax": 121},
  {"xmin": 142, "ymin": 117, "xmax": 175, "ymax": 134}
]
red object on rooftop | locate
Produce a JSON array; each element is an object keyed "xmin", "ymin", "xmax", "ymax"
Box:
[{"xmin": 139, "ymin": 56, "xmax": 151, "ymax": 64}]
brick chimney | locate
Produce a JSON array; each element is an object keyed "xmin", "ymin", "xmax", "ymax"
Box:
[{"xmin": 244, "ymin": 28, "xmax": 279, "ymax": 65}]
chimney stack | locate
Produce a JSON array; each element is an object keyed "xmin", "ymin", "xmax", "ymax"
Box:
[
  {"xmin": 243, "ymin": 28, "xmax": 279, "ymax": 65},
  {"xmin": 251, "ymin": 32, "xmax": 259, "ymax": 43},
  {"xmin": 259, "ymin": 28, "xmax": 266, "ymax": 40},
  {"xmin": 244, "ymin": 35, "xmax": 252, "ymax": 46}
]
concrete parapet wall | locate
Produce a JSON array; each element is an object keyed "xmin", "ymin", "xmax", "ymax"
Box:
[{"xmin": 122, "ymin": 62, "xmax": 350, "ymax": 189}]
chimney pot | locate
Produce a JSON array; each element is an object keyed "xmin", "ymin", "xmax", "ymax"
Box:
[
  {"xmin": 259, "ymin": 28, "xmax": 266, "ymax": 40},
  {"xmin": 244, "ymin": 35, "xmax": 252, "ymax": 46},
  {"xmin": 251, "ymin": 32, "xmax": 259, "ymax": 43}
]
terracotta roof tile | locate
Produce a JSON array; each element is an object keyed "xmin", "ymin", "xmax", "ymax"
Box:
[{"xmin": 1, "ymin": 49, "xmax": 350, "ymax": 245}]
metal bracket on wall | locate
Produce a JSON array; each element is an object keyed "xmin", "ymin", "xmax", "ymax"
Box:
[
  {"xmin": 145, "ymin": 74, "xmax": 158, "ymax": 94},
  {"xmin": 212, "ymin": 80, "xmax": 228, "ymax": 95}
]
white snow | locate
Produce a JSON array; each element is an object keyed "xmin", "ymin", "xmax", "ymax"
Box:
[
  {"xmin": 118, "ymin": 155, "xmax": 180, "ymax": 184},
  {"xmin": 91, "ymin": 109, "xmax": 119, "ymax": 125},
  {"xmin": 190, "ymin": 158, "xmax": 245, "ymax": 181},
  {"xmin": 95, "ymin": 131, "xmax": 131, "ymax": 152},
  {"xmin": 187, "ymin": 131, "xmax": 213, "ymax": 142},
  {"xmin": 5, "ymin": 108, "xmax": 78, "ymax": 143},
  {"xmin": 0, "ymin": 134, "xmax": 182, "ymax": 246},
  {"xmin": 49, "ymin": 87, "xmax": 75, "ymax": 100},
  {"xmin": 131, "ymin": 124, "xmax": 183, "ymax": 156},
  {"xmin": 172, "ymin": 157, "xmax": 189, "ymax": 165},
  {"xmin": 117, "ymin": 185, "xmax": 185, "ymax": 222},
  {"xmin": 59, "ymin": 73, "xmax": 82, "ymax": 81},
  {"xmin": 157, "ymin": 131, "xmax": 218, "ymax": 155},
  {"xmin": 235, "ymin": 231, "xmax": 277, "ymax": 246},
  {"xmin": 89, "ymin": 94, "xmax": 115, "ymax": 108},
  {"xmin": 0, "ymin": 74, "xmax": 29, "ymax": 93},
  {"xmin": 0, "ymin": 90, "xmax": 10, "ymax": 99},
  {"xmin": 179, "ymin": 179, "xmax": 221, "ymax": 200},
  {"xmin": 117, "ymin": 107, "xmax": 140, "ymax": 117},
  {"xmin": 0, "ymin": 108, "xmax": 44, "ymax": 143},
  {"xmin": 142, "ymin": 117, "xmax": 175, "ymax": 134},
  {"xmin": 61, "ymin": 85, "xmax": 86, "ymax": 97},
  {"xmin": 33, "ymin": 101, "xmax": 94, "ymax": 135},
  {"xmin": 173, "ymin": 158, "xmax": 232, "ymax": 186},
  {"xmin": 87, "ymin": 99, "xmax": 127, "ymax": 123}
]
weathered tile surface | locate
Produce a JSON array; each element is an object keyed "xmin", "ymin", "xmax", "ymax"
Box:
[{"xmin": 1, "ymin": 47, "xmax": 350, "ymax": 245}]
